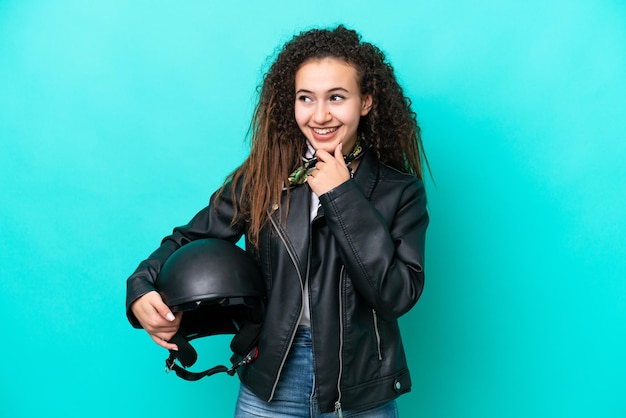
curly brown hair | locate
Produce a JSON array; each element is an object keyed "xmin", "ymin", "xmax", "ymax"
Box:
[{"xmin": 219, "ymin": 25, "xmax": 427, "ymax": 248}]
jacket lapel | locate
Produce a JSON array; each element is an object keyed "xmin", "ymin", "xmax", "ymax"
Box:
[
  {"xmin": 352, "ymin": 147, "xmax": 379, "ymax": 200},
  {"xmin": 268, "ymin": 148, "xmax": 378, "ymax": 283},
  {"xmin": 269, "ymin": 184, "xmax": 311, "ymax": 284}
]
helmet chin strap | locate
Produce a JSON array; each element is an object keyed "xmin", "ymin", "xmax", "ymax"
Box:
[
  {"xmin": 167, "ymin": 331, "xmax": 197, "ymax": 368},
  {"xmin": 164, "ymin": 324, "xmax": 261, "ymax": 381}
]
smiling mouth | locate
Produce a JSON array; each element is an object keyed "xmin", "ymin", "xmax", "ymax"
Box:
[{"xmin": 312, "ymin": 127, "xmax": 338, "ymax": 135}]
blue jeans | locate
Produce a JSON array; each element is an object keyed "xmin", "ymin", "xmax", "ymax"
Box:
[{"xmin": 234, "ymin": 327, "xmax": 399, "ymax": 418}]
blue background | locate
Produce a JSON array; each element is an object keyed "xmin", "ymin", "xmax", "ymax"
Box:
[{"xmin": 1, "ymin": 1, "xmax": 625, "ymax": 417}]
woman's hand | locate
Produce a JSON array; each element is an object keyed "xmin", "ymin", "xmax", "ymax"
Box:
[
  {"xmin": 306, "ymin": 143, "xmax": 351, "ymax": 196},
  {"xmin": 130, "ymin": 291, "xmax": 182, "ymax": 350}
]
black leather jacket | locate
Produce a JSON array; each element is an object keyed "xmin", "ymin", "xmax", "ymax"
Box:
[{"xmin": 126, "ymin": 148, "xmax": 429, "ymax": 413}]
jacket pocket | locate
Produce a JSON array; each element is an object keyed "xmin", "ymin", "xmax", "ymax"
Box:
[{"xmin": 372, "ymin": 309, "xmax": 383, "ymax": 361}]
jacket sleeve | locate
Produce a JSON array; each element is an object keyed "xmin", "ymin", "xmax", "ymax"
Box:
[
  {"xmin": 319, "ymin": 175, "xmax": 428, "ymax": 320},
  {"xmin": 125, "ymin": 183, "xmax": 245, "ymax": 327}
]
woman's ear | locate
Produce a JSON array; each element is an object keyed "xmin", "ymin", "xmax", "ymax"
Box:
[{"xmin": 361, "ymin": 94, "xmax": 373, "ymax": 116}]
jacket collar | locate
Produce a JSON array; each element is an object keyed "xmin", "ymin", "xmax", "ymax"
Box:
[
  {"xmin": 351, "ymin": 146, "xmax": 379, "ymax": 200},
  {"xmin": 268, "ymin": 148, "xmax": 379, "ymax": 283}
]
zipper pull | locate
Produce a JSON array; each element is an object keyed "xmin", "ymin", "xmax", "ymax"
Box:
[{"xmin": 335, "ymin": 401, "xmax": 343, "ymax": 418}]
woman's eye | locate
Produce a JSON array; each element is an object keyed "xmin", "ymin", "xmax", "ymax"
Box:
[
  {"xmin": 330, "ymin": 94, "xmax": 345, "ymax": 101},
  {"xmin": 298, "ymin": 95, "xmax": 312, "ymax": 102}
]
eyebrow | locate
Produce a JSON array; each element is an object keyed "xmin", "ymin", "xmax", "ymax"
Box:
[{"xmin": 295, "ymin": 87, "xmax": 351, "ymax": 95}]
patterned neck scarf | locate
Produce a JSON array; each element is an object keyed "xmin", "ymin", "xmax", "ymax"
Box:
[{"xmin": 288, "ymin": 137, "xmax": 366, "ymax": 186}]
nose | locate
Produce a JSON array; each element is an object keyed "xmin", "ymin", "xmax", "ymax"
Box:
[{"xmin": 312, "ymin": 102, "xmax": 332, "ymax": 124}]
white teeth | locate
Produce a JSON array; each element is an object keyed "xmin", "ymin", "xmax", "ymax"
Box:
[{"xmin": 313, "ymin": 127, "xmax": 338, "ymax": 135}]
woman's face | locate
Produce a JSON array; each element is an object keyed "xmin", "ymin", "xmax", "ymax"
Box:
[{"xmin": 294, "ymin": 57, "xmax": 372, "ymax": 155}]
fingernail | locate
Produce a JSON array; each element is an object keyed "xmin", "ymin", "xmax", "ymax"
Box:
[{"xmin": 166, "ymin": 313, "xmax": 175, "ymax": 321}]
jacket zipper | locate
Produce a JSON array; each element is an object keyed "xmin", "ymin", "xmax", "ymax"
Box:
[
  {"xmin": 372, "ymin": 309, "xmax": 382, "ymax": 361},
  {"xmin": 335, "ymin": 266, "xmax": 346, "ymax": 417},
  {"xmin": 267, "ymin": 213, "xmax": 305, "ymax": 402}
]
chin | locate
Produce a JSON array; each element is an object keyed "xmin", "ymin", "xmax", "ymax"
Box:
[
  {"xmin": 315, "ymin": 144, "xmax": 337, "ymax": 153},
  {"xmin": 308, "ymin": 140, "xmax": 333, "ymax": 153}
]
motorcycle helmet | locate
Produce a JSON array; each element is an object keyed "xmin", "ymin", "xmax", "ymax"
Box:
[{"xmin": 155, "ymin": 238, "xmax": 265, "ymax": 381}]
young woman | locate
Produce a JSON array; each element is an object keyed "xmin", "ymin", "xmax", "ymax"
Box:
[{"xmin": 126, "ymin": 25, "xmax": 429, "ymax": 417}]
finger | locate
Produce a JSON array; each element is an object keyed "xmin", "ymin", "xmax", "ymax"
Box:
[
  {"xmin": 152, "ymin": 295, "xmax": 176, "ymax": 322},
  {"xmin": 313, "ymin": 149, "xmax": 332, "ymax": 162},
  {"xmin": 334, "ymin": 142, "xmax": 344, "ymax": 163},
  {"xmin": 150, "ymin": 333, "xmax": 179, "ymax": 351},
  {"xmin": 132, "ymin": 291, "xmax": 175, "ymax": 323}
]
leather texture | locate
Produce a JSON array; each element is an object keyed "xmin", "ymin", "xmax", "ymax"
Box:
[{"xmin": 126, "ymin": 148, "xmax": 429, "ymax": 413}]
